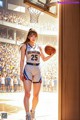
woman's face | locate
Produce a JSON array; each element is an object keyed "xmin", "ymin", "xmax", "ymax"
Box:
[{"xmin": 29, "ymin": 34, "xmax": 37, "ymax": 43}]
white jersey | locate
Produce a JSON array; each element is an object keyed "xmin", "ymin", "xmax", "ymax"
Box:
[
  {"xmin": 26, "ymin": 43, "xmax": 40, "ymax": 64},
  {"xmin": 23, "ymin": 43, "xmax": 42, "ymax": 83}
]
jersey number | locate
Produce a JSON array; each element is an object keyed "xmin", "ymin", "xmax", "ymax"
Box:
[{"xmin": 31, "ymin": 55, "xmax": 38, "ymax": 61}]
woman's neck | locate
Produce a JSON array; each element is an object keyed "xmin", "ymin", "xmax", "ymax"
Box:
[{"xmin": 28, "ymin": 42, "xmax": 35, "ymax": 47}]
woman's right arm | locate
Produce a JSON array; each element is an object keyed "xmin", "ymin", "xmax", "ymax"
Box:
[{"xmin": 20, "ymin": 44, "xmax": 26, "ymax": 81}]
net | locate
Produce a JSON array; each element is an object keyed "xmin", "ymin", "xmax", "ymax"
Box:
[{"xmin": 28, "ymin": 7, "xmax": 41, "ymax": 23}]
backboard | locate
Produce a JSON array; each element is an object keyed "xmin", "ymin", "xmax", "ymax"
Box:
[{"xmin": 24, "ymin": 0, "xmax": 58, "ymax": 17}]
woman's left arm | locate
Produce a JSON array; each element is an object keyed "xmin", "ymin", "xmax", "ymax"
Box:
[{"xmin": 39, "ymin": 46, "xmax": 54, "ymax": 61}]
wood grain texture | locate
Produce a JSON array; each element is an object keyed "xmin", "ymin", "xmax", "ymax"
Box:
[{"xmin": 59, "ymin": 0, "xmax": 80, "ymax": 120}]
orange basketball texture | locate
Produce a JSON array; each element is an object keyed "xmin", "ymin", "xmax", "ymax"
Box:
[{"xmin": 44, "ymin": 45, "xmax": 56, "ymax": 55}]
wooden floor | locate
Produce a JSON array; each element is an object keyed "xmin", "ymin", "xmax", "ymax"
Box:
[{"xmin": 0, "ymin": 92, "xmax": 58, "ymax": 120}]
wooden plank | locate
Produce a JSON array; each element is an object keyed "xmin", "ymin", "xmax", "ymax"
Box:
[{"xmin": 59, "ymin": 0, "xmax": 80, "ymax": 120}]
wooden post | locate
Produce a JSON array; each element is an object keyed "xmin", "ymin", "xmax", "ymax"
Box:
[{"xmin": 59, "ymin": 1, "xmax": 80, "ymax": 120}]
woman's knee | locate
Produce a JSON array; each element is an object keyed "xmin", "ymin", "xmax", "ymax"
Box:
[
  {"xmin": 25, "ymin": 92, "xmax": 31, "ymax": 98},
  {"xmin": 33, "ymin": 94, "xmax": 39, "ymax": 99}
]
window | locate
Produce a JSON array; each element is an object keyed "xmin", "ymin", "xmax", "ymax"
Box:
[
  {"xmin": 0, "ymin": 0, "xmax": 3, "ymax": 7},
  {"xmin": 8, "ymin": 3, "xmax": 25, "ymax": 13}
]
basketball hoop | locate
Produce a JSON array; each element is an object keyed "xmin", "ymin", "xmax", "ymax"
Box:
[{"xmin": 28, "ymin": 7, "xmax": 41, "ymax": 23}]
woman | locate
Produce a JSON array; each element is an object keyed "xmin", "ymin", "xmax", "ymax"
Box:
[{"xmin": 20, "ymin": 28, "xmax": 54, "ymax": 120}]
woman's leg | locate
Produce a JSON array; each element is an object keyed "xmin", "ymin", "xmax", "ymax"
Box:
[
  {"xmin": 32, "ymin": 83, "xmax": 41, "ymax": 111},
  {"xmin": 23, "ymin": 80, "xmax": 32, "ymax": 113}
]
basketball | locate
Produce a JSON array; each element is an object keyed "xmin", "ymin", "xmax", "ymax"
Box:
[{"xmin": 44, "ymin": 45, "xmax": 56, "ymax": 55}]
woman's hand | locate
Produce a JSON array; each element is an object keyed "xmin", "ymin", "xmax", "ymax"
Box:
[
  {"xmin": 50, "ymin": 53, "xmax": 55, "ymax": 56},
  {"xmin": 20, "ymin": 73, "xmax": 24, "ymax": 82},
  {"xmin": 40, "ymin": 46, "xmax": 55, "ymax": 61}
]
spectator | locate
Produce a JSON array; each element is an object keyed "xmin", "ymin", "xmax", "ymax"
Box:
[
  {"xmin": 10, "ymin": 75, "xmax": 14, "ymax": 92},
  {"xmin": 1, "ymin": 74, "xmax": 5, "ymax": 92},
  {"xmin": 13, "ymin": 76, "xmax": 18, "ymax": 92},
  {"xmin": 5, "ymin": 74, "xmax": 11, "ymax": 92}
]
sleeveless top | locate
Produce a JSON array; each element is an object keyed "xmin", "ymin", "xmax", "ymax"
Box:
[{"xmin": 25, "ymin": 43, "xmax": 41, "ymax": 64}]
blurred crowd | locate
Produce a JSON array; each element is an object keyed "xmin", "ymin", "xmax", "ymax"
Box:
[
  {"xmin": 41, "ymin": 53, "xmax": 57, "ymax": 92},
  {"xmin": 0, "ymin": 42, "xmax": 23, "ymax": 92},
  {"xmin": 0, "ymin": 29, "xmax": 14, "ymax": 40},
  {"xmin": 0, "ymin": 27, "xmax": 26, "ymax": 42},
  {"xmin": 0, "ymin": 9, "xmax": 28, "ymax": 26},
  {"xmin": 0, "ymin": 73, "xmax": 23, "ymax": 93},
  {"xmin": 0, "ymin": 8, "xmax": 57, "ymax": 31}
]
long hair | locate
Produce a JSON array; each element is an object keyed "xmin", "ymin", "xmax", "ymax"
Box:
[
  {"xmin": 23, "ymin": 28, "xmax": 38, "ymax": 44},
  {"xmin": 20, "ymin": 28, "xmax": 38, "ymax": 50}
]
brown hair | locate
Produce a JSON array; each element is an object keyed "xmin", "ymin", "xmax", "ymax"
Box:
[
  {"xmin": 23, "ymin": 28, "xmax": 38, "ymax": 45},
  {"xmin": 20, "ymin": 28, "xmax": 38, "ymax": 50}
]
